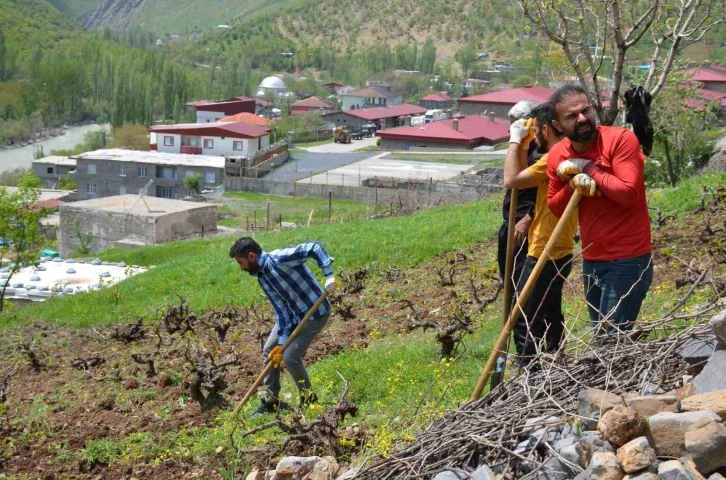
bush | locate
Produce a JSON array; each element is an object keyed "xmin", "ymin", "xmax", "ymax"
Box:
[
  {"xmin": 0, "ymin": 167, "xmax": 30, "ymax": 186},
  {"xmin": 111, "ymin": 124, "xmax": 150, "ymax": 151},
  {"xmin": 376, "ymin": 138, "xmax": 381, "ymax": 147}
]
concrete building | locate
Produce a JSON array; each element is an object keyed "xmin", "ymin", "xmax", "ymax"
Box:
[
  {"xmin": 323, "ymin": 104, "xmax": 427, "ymax": 131},
  {"xmin": 376, "ymin": 114, "xmax": 510, "ymax": 150},
  {"xmin": 70, "ymin": 149, "xmax": 225, "ymax": 201},
  {"xmin": 31, "ymin": 156, "xmax": 77, "ymax": 189},
  {"xmin": 458, "ymin": 85, "xmax": 555, "ymax": 117},
  {"xmin": 149, "ymin": 121, "xmax": 270, "ymax": 157},
  {"xmin": 290, "ymin": 96, "xmax": 337, "ymax": 116},
  {"xmin": 58, "ymin": 195, "xmax": 217, "ymax": 255},
  {"xmin": 341, "ymin": 86, "xmax": 403, "ymax": 110},
  {"xmin": 185, "ymin": 96, "xmax": 256, "ymax": 123},
  {"xmin": 419, "ymin": 92, "xmax": 454, "ymax": 110}
]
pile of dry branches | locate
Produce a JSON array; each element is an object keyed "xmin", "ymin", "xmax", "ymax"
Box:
[{"xmin": 355, "ymin": 299, "xmax": 724, "ymax": 480}]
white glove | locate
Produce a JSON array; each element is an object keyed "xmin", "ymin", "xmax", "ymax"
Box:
[
  {"xmin": 509, "ymin": 118, "xmax": 530, "ymax": 144},
  {"xmin": 569, "ymin": 173, "xmax": 598, "ymax": 197},
  {"xmin": 324, "ymin": 275, "xmax": 337, "ymax": 294},
  {"xmin": 557, "ymin": 158, "xmax": 591, "ymax": 180}
]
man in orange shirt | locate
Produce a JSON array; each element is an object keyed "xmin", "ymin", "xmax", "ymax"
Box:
[
  {"xmin": 546, "ymin": 85, "xmax": 653, "ymax": 338},
  {"xmin": 504, "ymin": 103, "xmax": 576, "ymax": 364}
]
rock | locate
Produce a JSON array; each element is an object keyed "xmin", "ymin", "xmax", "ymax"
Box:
[
  {"xmin": 588, "ymin": 452, "xmax": 625, "ymax": 480},
  {"xmin": 433, "ymin": 468, "xmax": 495, "ymax": 480},
  {"xmin": 554, "ymin": 435, "xmax": 579, "ymax": 451},
  {"xmin": 246, "ymin": 471, "xmax": 275, "ymax": 480},
  {"xmin": 706, "ymin": 135, "xmax": 726, "ymax": 172},
  {"xmin": 301, "ymin": 456, "xmax": 341, "ymax": 480},
  {"xmin": 685, "ymin": 416, "xmax": 726, "ymax": 474},
  {"xmin": 708, "ymin": 474, "xmax": 726, "ymax": 480},
  {"xmin": 536, "ymin": 457, "xmax": 568, "ymax": 480},
  {"xmin": 682, "ymin": 389, "xmax": 726, "ymax": 419},
  {"xmin": 674, "ymin": 381, "xmax": 697, "ymax": 401},
  {"xmin": 598, "ymin": 406, "xmax": 645, "ymax": 447},
  {"xmin": 472, "ymin": 465, "xmax": 496, "ymax": 480},
  {"xmin": 682, "ymin": 458, "xmax": 708, "ymax": 480},
  {"xmin": 711, "ymin": 309, "xmax": 726, "ymax": 350},
  {"xmin": 622, "ymin": 466, "xmax": 658, "ymax": 480},
  {"xmin": 678, "ymin": 337, "xmax": 717, "ymax": 369},
  {"xmin": 694, "ymin": 351, "xmax": 726, "ymax": 394},
  {"xmin": 560, "ymin": 443, "xmax": 586, "ymax": 468},
  {"xmin": 657, "ymin": 461, "xmax": 692, "ymax": 480},
  {"xmin": 646, "ymin": 411, "xmax": 722, "ymax": 457},
  {"xmin": 523, "ymin": 415, "xmax": 562, "ymax": 434},
  {"xmin": 579, "ymin": 389, "xmax": 624, "ymax": 430},
  {"xmin": 275, "ymin": 456, "xmax": 322, "ymax": 479},
  {"xmin": 616, "ymin": 437, "xmax": 656, "ymax": 474},
  {"xmin": 580, "ymin": 433, "xmax": 615, "ymax": 466},
  {"xmin": 625, "ymin": 395, "xmax": 680, "ymax": 416}
]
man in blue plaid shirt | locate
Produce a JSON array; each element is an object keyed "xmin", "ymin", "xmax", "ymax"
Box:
[{"xmin": 229, "ymin": 237, "xmax": 337, "ymax": 415}]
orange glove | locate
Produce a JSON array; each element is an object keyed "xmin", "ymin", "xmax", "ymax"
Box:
[{"xmin": 268, "ymin": 346, "xmax": 283, "ymax": 368}]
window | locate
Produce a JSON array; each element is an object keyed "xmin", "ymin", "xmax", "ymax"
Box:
[
  {"xmin": 158, "ymin": 187, "xmax": 177, "ymax": 199},
  {"xmin": 258, "ymin": 137, "xmax": 262, "ymax": 150},
  {"xmin": 205, "ymin": 172, "xmax": 215, "ymax": 184},
  {"xmin": 120, "ymin": 165, "xmax": 127, "ymax": 176},
  {"xmin": 119, "ymin": 186, "xmax": 127, "ymax": 195},
  {"xmin": 163, "ymin": 136, "xmax": 174, "ymax": 146},
  {"xmin": 87, "ymin": 164, "xmax": 96, "ymax": 174},
  {"xmin": 138, "ymin": 166, "xmax": 147, "ymax": 177},
  {"xmin": 203, "ymin": 139, "xmax": 214, "ymax": 149},
  {"xmin": 185, "ymin": 170, "xmax": 195, "ymax": 177},
  {"xmin": 159, "ymin": 167, "xmax": 176, "ymax": 179},
  {"xmin": 46, "ymin": 167, "xmax": 54, "ymax": 174},
  {"xmin": 87, "ymin": 183, "xmax": 96, "ymax": 194},
  {"xmin": 233, "ymin": 141, "xmax": 243, "ymax": 151}
]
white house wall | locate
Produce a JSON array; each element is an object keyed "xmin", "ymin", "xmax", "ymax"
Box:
[
  {"xmin": 197, "ymin": 111, "xmax": 225, "ymax": 123},
  {"xmin": 154, "ymin": 134, "xmax": 271, "ymax": 157}
]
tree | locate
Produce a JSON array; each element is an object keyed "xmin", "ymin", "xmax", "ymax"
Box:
[
  {"xmin": 646, "ymin": 74, "xmax": 719, "ymax": 186},
  {"xmin": 57, "ymin": 174, "xmax": 76, "ymax": 191},
  {"xmin": 512, "ymin": 74, "xmax": 536, "ymax": 88},
  {"xmin": 111, "ymin": 124, "xmax": 149, "ymax": 151},
  {"xmin": 183, "ymin": 173, "xmax": 203, "ymax": 195},
  {"xmin": 455, "ymin": 45, "xmax": 477, "ymax": 78},
  {"xmin": 517, "ymin": 0, "xmax": 726, "ymax": 125},
  {"xmin": 0, "ymin": 174, "xmax": 50, "ymax": 312}
]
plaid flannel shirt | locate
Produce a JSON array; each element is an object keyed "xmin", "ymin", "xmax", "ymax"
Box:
[{"xmin": 256, "ymin": 241, "xmax": 334, "ymax": 344}]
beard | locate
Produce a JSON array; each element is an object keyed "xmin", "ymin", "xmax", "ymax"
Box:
[
  {"xmin": 535, "ymin": 133, "xmax": 548, "ymax": 154},
  {"xmin": 567, "ymin": 119, "xmax": 596, "ymax": 142}
]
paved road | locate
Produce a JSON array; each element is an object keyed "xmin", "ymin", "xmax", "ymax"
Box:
[
  {"xmin": 263, "ymin": 151, "xmax": 375, "ymax": 182},
  {"xmin": 300, "ymin": 135, "xmax": 378, "ymax": 153},
  {"xmin": 298, "ymin": 153, "xmax": 476, "ymax": 187}
]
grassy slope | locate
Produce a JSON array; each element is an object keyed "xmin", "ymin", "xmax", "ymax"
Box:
[
  {"xmin": 14, "ymin": 198, "xmax": 502, "ymax": 327},
  {"xmin": 1, "ymin": 0, "xmax": 86, "ymax": 57}
]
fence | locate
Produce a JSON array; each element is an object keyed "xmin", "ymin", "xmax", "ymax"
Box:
[{"xmin": 287, "ymin": 124, "xmax": 336, "ymax": 145}]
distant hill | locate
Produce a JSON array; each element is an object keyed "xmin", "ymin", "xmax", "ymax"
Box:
[
  {"xmin": 46, "ymin": 0, "xmax": 103, "ymax": 20},
  {"xmin": 82, "ymin": 0, "xmax": 294, "ymax": 35},
  {"xmin": 2, "ymin": 0, "xmax": 86, "ymax": 57}
]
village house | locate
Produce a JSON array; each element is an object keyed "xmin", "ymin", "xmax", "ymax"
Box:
[
  {"xmin": 375, "ymin": 114, "xmax": 510, "ymax": 151},
  {"xmin": 149, "ymin": 121, "xmax": 270, "ymax": 158},
  {"xmin": 185, "ymin": 96, "xmax": 256, "ymax": 123},
  {"xmin": 687, "ymin": 65, "xmax": 726, "ymax": 93},
  {"xmin": 290, "ymin": 96, "xmax": 337, "ymax": 116},
  {"xmin": 458, "ymin": 85, "xmax": 555, "ymax": 117},
  {"xmin": 418, "ymin": 93, "xmax": 454, "ymax": 110},
  {"xmin": 31, "ymin": 156, "xmax": 77, "ymax": 189},
  {"xmin": 322, "ymin": 81, "xmax": 355, "ymax": 96},
  {"xmin": 322, "ymin": 104, "xmax": 427, "ymax": 131},
  {"xmin": 69, "ymin": 149, "xmax": 226, "ymax": 201},
  {"xmin": 340, "ymin": 86, "xmax": 403, "ymax": 110}
]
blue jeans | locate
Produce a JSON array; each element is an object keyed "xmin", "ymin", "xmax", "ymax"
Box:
[{"xmin": 582, "ymin": 253, "xmax": 653, "ymax": 337}]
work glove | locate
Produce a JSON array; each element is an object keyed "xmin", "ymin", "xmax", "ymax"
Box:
[
  {"xmin": 324, "ymin": 275, "xmax": 337, "ymax": 294},
  {"xmin": 521, "ymin": 118, "xmax": 535, "ymax": 147},
  {"xmin": 509, "ymin": 118, "xmax": 531, "ymax": 145},
  {"xmin": 570, "ymin": 173, "xmax": 599, "ymax": 197},
  {"xmin": 268, "ymin": 346, "xmax": 283, "ymax": 369},
  {"xmin": 557, "ymin": 158, "xmax": 591, "ymax": 180}
]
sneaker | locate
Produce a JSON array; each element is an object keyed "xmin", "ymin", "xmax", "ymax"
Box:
[{"xmin": 251, "ymin": 399, "xmax": 291, "ymax": 416}]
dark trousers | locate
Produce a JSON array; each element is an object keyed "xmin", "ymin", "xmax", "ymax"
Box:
[
  {"xmin": 513, "ymin": 254, "xmax": 573, "ymax": 364},
  {"xmin": 582, "ymin": 253, "xmax": 653, "ymax": 338},
  {"xmin": 497, "ymin": 220, "xmax": 530, "ymax": 311}
]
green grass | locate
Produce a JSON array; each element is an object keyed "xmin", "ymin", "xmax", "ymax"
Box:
[
  {"xmin": 294, "ymin": 137, "xmax": 335, "ymax": 148},
  {"xmin": 218, "ymin": 191, "xmax": 375, "ymax": 228},
  {"xmin": 11, "ymin": 199, "xmax": 501, "ymax": 328},
  {"xmin": 647, "ymin": 171, "xmax": 726, "ymax": 213}
]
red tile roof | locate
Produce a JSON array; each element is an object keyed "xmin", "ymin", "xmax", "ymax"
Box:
[
  {"xmin": 376, "ymin": 115, "xmax": 510, "ymax": 145},
  {"xmin": 291, "ymin": 96, "xmax": 337, "ymax": 109},
  {"xmin": 219, "ymin": 112, "xmax": 273, "ymax": 126},
  {"xmin": 327, "ymin": 104, "xmax": 427, "ymax": 121},
  {"xmin": 322, "ymin": 81, "xmax": 346, "ymax": 87},
  {"xmin": 458, "ymin": 86, "xmax": 555, "ymax": 104},
  {"xmin": 149, "ymin": 121, "xmax": 269, "ymax": 139},
  {"xmin": 420, "ymin": 92, "xmax": 453, "ymax": 102},
  {"xmin": 688, "ymin": 68, "xmax": 726, "ymax": 83}
]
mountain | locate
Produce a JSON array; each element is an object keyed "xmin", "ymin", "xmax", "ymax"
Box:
[
  {"xmin": 46, "ymin": 0, "xmax": 103, "ymax": 20},
  {"xmin": 82, "ymin": 0, "xmax": 294, "ymax": 35}
]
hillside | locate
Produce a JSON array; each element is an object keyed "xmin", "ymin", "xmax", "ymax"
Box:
[
  {"xmin": 46, "ymin": 0, "xmax": 102, "ymax": 20},
  {"xmin": 83, "ymin": 0, "xmax": 295, "ymax": 35}
]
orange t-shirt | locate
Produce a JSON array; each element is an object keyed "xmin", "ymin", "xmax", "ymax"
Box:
[{"xmin": 546, "ymin": 126, "xmax": 652, "ymax": 262}]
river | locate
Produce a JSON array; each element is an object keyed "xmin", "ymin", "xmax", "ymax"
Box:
[{"xmin": 0, "ymin": 124, "xmax": 111, "ymax": 173}]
